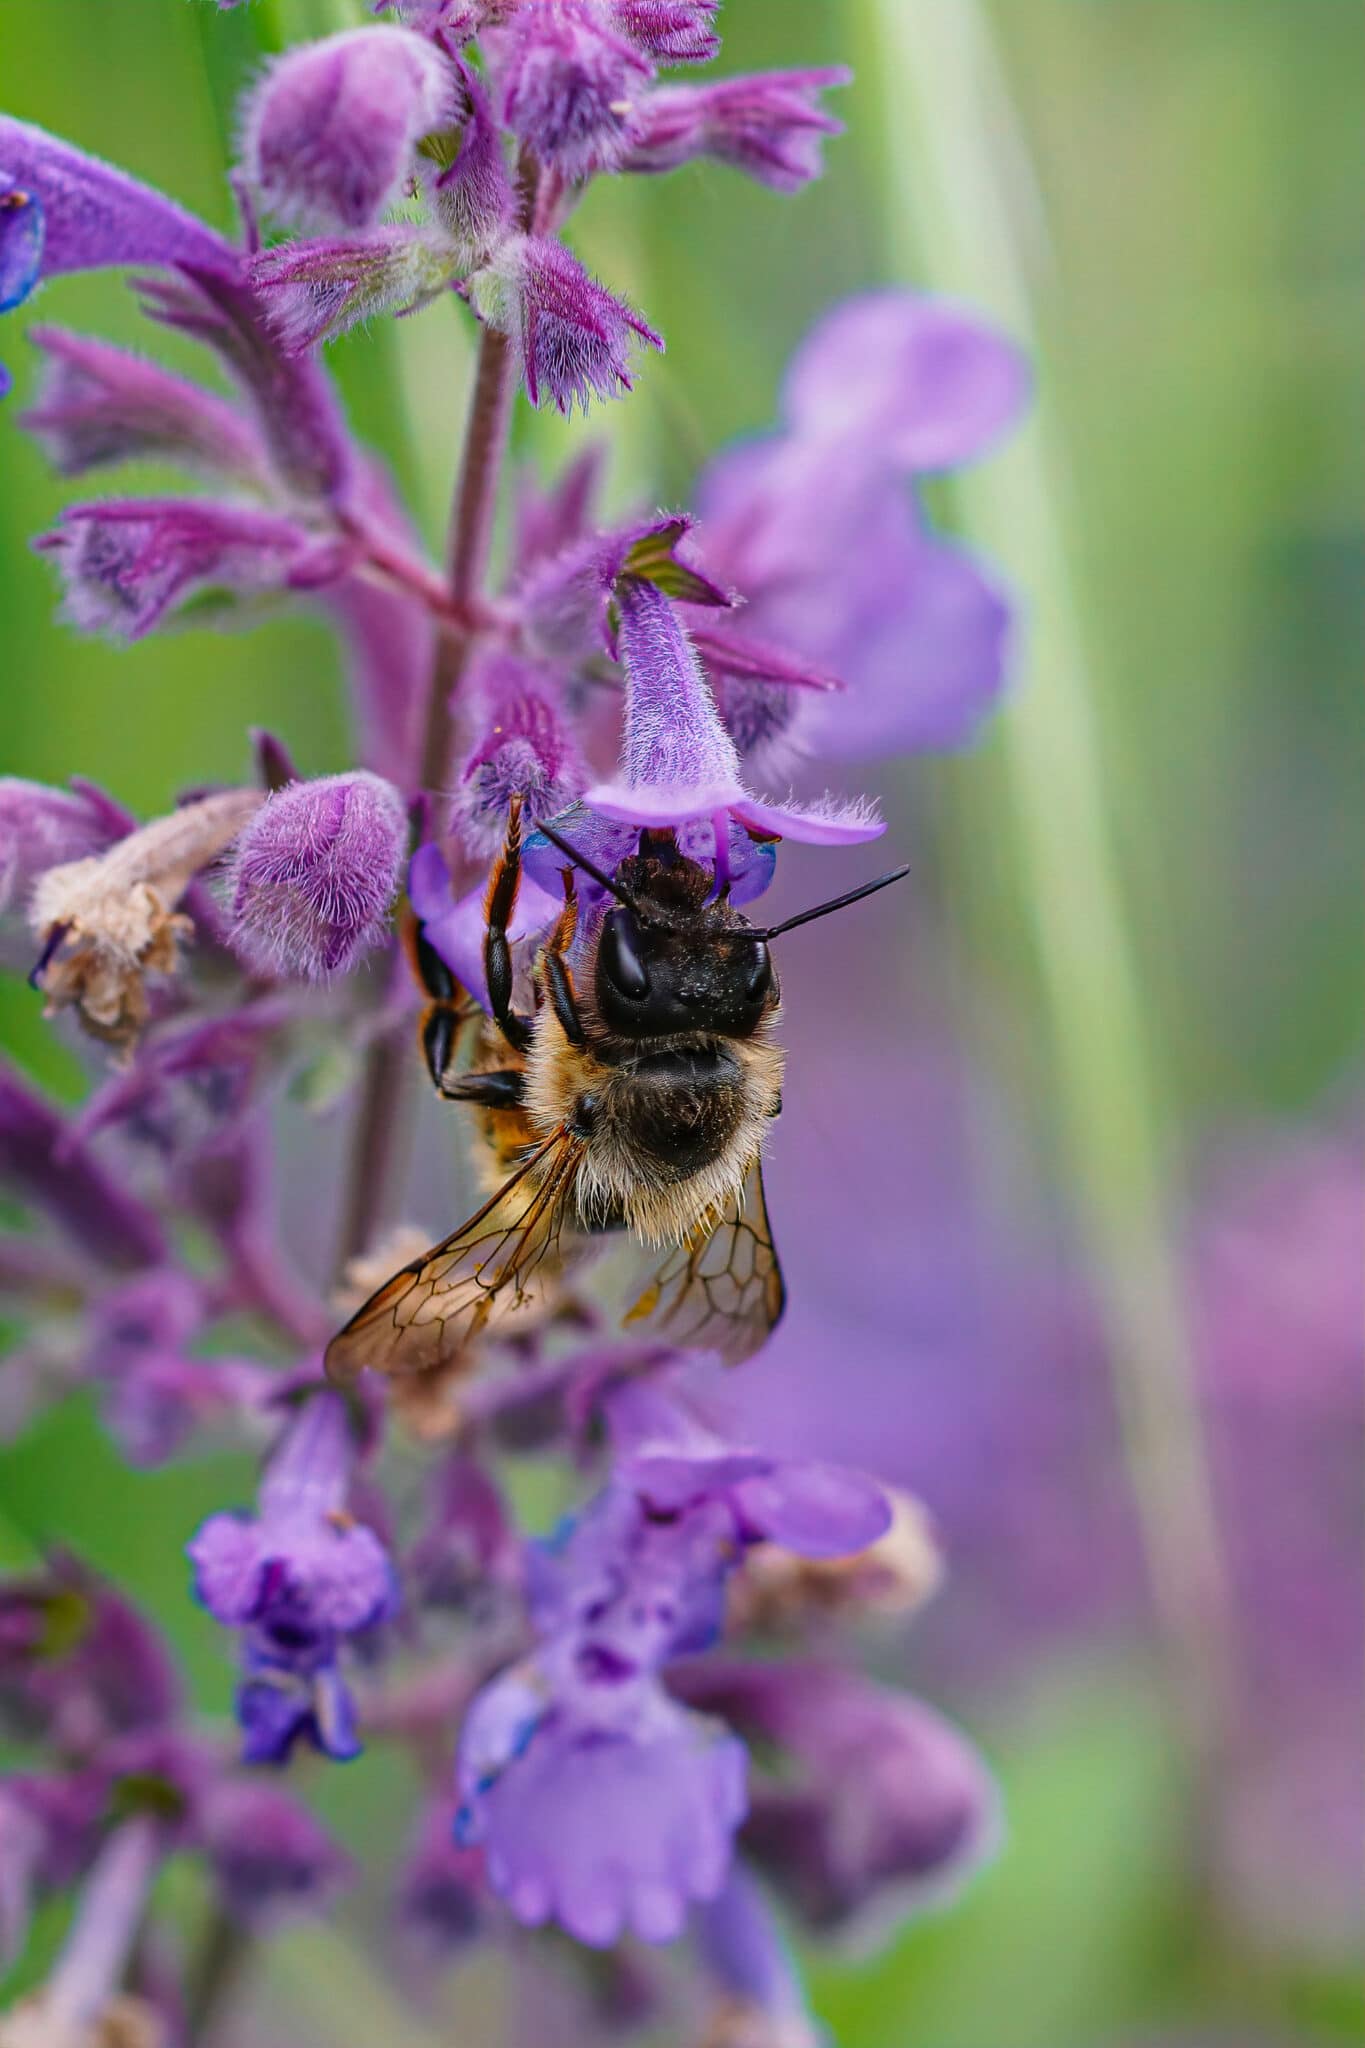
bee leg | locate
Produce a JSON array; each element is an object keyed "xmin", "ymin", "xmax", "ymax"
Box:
[
  {"xmin": 437, "ymin": 1068, "xmax": 527, "ymax": 1109},
  {"xmin": 542, "ymin": 871, "xmax": 586, "ymax": 1050},
  {"xmin": 485, "ymin": 796, "xmax": 535, "ymax": 1056}
]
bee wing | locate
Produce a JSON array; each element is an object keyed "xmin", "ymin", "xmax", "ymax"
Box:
[
  {"xmin": 324, "ymin": 1127, "xmax": 584, "ymax": 1384},
  {"xmin": 623, "ymin": 1153, "xmax": 785, "ymax": 1366}
]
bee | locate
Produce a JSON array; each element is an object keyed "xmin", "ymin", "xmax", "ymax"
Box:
[{"xmin": 324, "ymin": 797, "xmax": 907, "ymax": 1393}]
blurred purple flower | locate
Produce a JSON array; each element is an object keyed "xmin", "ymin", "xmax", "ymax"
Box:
[
  {"xmin": 188, "ymin": 1391, "xmax": 396, "ymax": 1763},
  {"xmin": 471, "ymin": 234, "xmax": 663, "ymax": 414},
  {"xmin": 694, "ymin": 1868, "xmax": 821, "ymax": 2048},
  {"xmin": 201, "ymin": 1778, "xmax": 352, "ymax": 1931},
  {"xmin": 625, "ymin": 68, "xmax": 849, "ymax": 192},
  {"xmin": 397, "ymin": 1798, "xmax": 487, "ymax": 1959},
  {"xmin": 86, "ymin": 1267, "xmax": 269, "ymax": 1468},
  {"xmin": 225, "ymin": 771, "xmax": 407, "ymax": 983},
  {"xmin": 0, "ymin": 1061, "xmax": 166, "ymax": 1272},
  {"xmin": 35, "ymin": 497, "xmax": 332, "ymax": 640},
  {"xmin": 242, "ymin": 27, "xmax": 454, "ymax": 234},
  {"xmin": 0, "ymin": 1557, "xmax": 180, "ymax": 1759},
  {"xmin": 696, "ymin": 292, "xmax": 1029, "ymax": 763},
  {"xmin": 20, "ymin": 325, "xmax": 269, "ymax": 484},
  {"xmin": 682, "ymin": 1659, "xmax": 999, "ymax": 1939}
]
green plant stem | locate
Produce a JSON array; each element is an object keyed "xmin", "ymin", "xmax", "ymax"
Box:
[{"xmin": 865, "ymin": 0, "xmax": 1233, "ymax": 1757}]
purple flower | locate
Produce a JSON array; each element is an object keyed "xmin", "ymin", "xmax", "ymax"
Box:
[
  {"xmin": 0, "ymin": 116, "xmax": 234, "ymax": 283},
  {"xmin": 681, "ymin": 1660, "xmax": 999, "ymax": 1938},
  {"xmin": 188, "ymin": 1392, "xmax": 396, "ymax": 1763},
  {"xmin": 606, "ymin": 1380, "xmax": 892, "ymax": 1559},
  {"xmin": 0, "ymin": 1776, "xmax": 103, "ymax": 1970},
  {"xmin": 455, "ymin": 1485, "xmax": 749, "ymax": 1942},
  {"xmin": 0, "ymin": 1558, "xmax": 180, "ymax": 1759},
  {"xmin": 517, "ymin": 508, "xmax": 733, "ymax": 668},
  {"xmin": 0, "ymin": 776, "xmax": 128, "ymax": 922},
  {"xmin": 452, "ymin": 650, "xmax": 589, "ymax": 856},
  {"xmin": 35, "ymin": 498, "xmax": 330, "ymax": 640},
  {"xmin": 200, "ymin": 1779, "xmax": 352, "ymax": 1931},
  {"xmin": 241, "ymin": 27, "xmax": 455, "ymax": 234},
  {"xmin": 696, "ymin": 293, "xmax": 1029, "ymax": 761},
  {"xmin": 471, "ymin": 234, "xmax": 663, "ymax": 414},
  {"xmin": 249, "ymin": 227, "xmax": 463, "ymax": 354},
  {"xmin": 397, "ymin": 1799, "xmax": 487, "ymax": 1959},
  {"xmin": 225, "ymin": 771, "xmax": 407, "ymax": 983},
  {"xmin": 422, "ymin": 60, "xmax": 516, "ymax": 266},
  {"xmin": 492, "ymin": 1, "xmax": 651, "ymax": 181},
  {"xmin": 19, "ymin": 326, "xmax": 268, "ymax": 484},
  {"xmin": 694, "ymin": 1869, "xmax": 821, "ymax": 2048},
  {"xmin": 538, "ymin": 577, "xmax": 882, "ymax": 905},
  {"xmin": 86, "ymin": 1267, "xmax": 268, "ymax": 1468},
  {"xmin": 625, "ymin": 68, "xmax": 850, "ymax": 192}
]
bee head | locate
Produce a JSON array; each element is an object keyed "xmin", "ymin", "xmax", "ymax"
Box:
[{"xmin": 595, "ymin": 904, "xmax": 773, "ymax": 1041}]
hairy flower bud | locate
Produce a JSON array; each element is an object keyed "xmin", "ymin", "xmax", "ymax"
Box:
[
  {"xmin": 493, "ymin": 1, "xmax": 651, "ymax": 181},
  {"xmin": 249, "ymin": 227, "xmax": 463, "ymax": 355},
  {"xmin": 608, "ymin": 0, "xmax": 719, "ymax": 63},
  {"xmin": 20, "ymin": 327, "xmax": 267, "ymax": 484},
  {"xmin": 225, "ymin": 771, "xmax": 406, "ymax": 983},
  {"xmin": 242, "ymin": 27, "xmax": 455, "ymax": 234},
  {"xmin": 625, "ymin": 69, "xmax": 850, "ymax": 192},
  {"xmin": 418, "ymin": 61, "xmax": 515, "ymax": 267},
  {"xmin": 470, "ymin": 234, "xmax": 662, "ymax": 414},
  {"xmin": 453, "ymin": 652, "xmax": 588, "ymax": 857}
]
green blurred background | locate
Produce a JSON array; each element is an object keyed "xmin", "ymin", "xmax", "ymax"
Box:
[{"xmin": 1, "ymin": 1, "xmax": 1360, "ymax": 2043}]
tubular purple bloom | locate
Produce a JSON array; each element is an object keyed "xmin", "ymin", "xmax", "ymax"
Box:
[
  {"xmin": 0, "ymin": 1557, "xmax": 180, "ymax": 1757},
  {"xmin": 422, "ymin": 60, "xmax": 516, "ymax": 267},
  {"xmin": 518, "ymin": 508, "xmax": 732, "ymax": 668},
  {"xmin": 471, "ymin": 234, "xmax": 663, "ymax": 414},
  {"xmin": 0, "ymin": 1062, "xmax": 166, "ymax": 1272},
  {"xmin": 0, "ymin": 776, "xmax": 128, "ymax": 920},
  {"xmin": 225, "ymin": 770, "xmax": 406, "ymax": 983},
  {"xmin": 35, "ymin": 498, "xmax": 330, "ymax": 641},
  {"xmin": 453, "ymin": 651, "xmax": 589, "ymax": 857},
  {"xmin": 493, "ymin": 0, "xmax": 651, "ymax": 181},
  {"xmin": 201, "ymin": 1779, "xmax": 352, "ymax": 1932},
  {"xmin": 87, "ymin": 1268, "xmax": 269, "ymax": 1468},
  {"xmin": 624, "ymin": 69, "xmax": 850, "ymax": 192},
  {"xmin": 583, "ymin": 577, "xmax": 883, "ymax": 871},
  {"xmin": 684, "ymin": 1661, "xmax": 1000, "ymax": 1939},
  {"xmin": 242, "ymin": 28, "xmax": 455, "ymax": 235},
  {"xmin": 607, "ymin": 1382, "xmax": 892, "ymax": 1559},
  {"xmin": 20, "ymin": 326, "xmax": 268, "ymax": 484},
  {"xmin": 249, "ymin": 227, "xmax": 463, "ymax": 355}
]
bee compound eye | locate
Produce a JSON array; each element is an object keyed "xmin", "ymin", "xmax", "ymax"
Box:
[
  {"xmin": 744, "ymin": 940, "xmax": 773, "ymax": 1003},
  {"xmin": 600, "ymin": 909, "xmax": 650, "ymax": 1001}
]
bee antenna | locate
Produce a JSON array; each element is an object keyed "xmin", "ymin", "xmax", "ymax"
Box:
[
  {"xmin": 751, "ymin": 864, "xmax": 911, "ymax": 941},
  {"xmin": 532, "ymin": 820, "xmax": 644, "ymax": 915}
]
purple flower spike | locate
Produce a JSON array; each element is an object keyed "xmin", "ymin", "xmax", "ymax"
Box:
[
  {"xmin": 201, "ymin": 1779, "xmax": 352, "ymax": 1932},
  {"xmin": 35, "ymin": 497, "xmax": 328, "ymax": 640},
  {"xmin": 607, "ymin": 1382, "xmax": 892, "ymax": 1559},
  {"xmin": 494, "ymin": 1, "xmax": 652, "ymax": 182},
  {"xmin": 585, "ymin": 577, "xmax": 884, "ymax": 863},
  {"xmin": 20, "ymin": 326, "xmax": 269, "ymax": 484},
  {"xmin": 0, "ymin": 116, "xmax": 234, "ymax": 282},
  {"xmin": 625, "ymin": 69, "xmax": 850, "ymax": 192},
  {"xmin": 453, "ymin": 651, "xmax": 589, "ymax": 857},
  {"xmin": 472, "ymin": 234, "xmax": 663, "ymax": 415},
  {"xmin": 242, "ymin": 28, "xmax": 455, "ymax": 234},
  {"xmin": 226, "ymin": 771, "xmax": 407, "ymax": 983}
]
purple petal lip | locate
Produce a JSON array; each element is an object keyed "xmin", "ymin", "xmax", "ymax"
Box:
[{"xmin": 584, "ymin": 776, "xmax": 746, "ymax": 828}]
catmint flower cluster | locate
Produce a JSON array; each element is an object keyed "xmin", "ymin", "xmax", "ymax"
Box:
[{"xmin": 0, "ymin": 3, "xmax": 1027, "ymax": 2037}]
